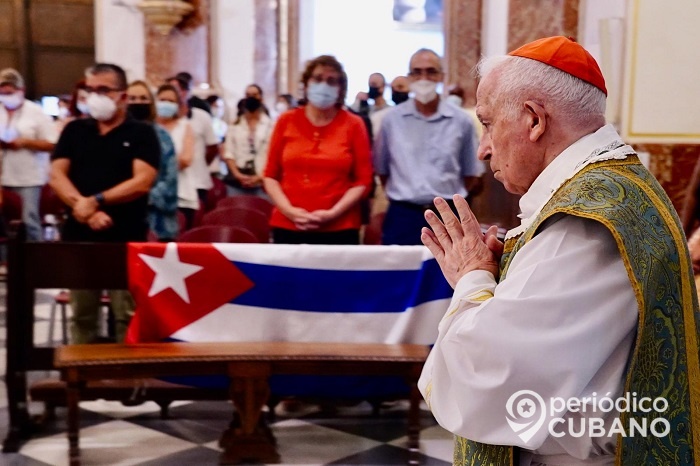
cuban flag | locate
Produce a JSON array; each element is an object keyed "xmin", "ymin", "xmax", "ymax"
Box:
[{"xmin": 126, "ymin": 242, "xmax": 452, "ymax": 397}]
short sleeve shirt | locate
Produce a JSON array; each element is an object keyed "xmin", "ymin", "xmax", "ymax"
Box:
[
  {"xmin": 189, "ymin": 108, "xmax": 219, "ymax": 190},
  {"xmin": 0, "ymin": 99, "xmax": 58, "ymax": 187},
  {"xmin": 52, "ymin": 117, "xmax": 160, "ymax": 242},
  {"xmin": 374, "ymin": 99, "xmax": 484, "ymax": 204}
]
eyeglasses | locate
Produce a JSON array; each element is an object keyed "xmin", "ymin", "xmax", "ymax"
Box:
[
  {"xmin": 310, "ymin": 75, "xmax": 341, "ymax": 87},
  {"xmin": 409, "ymin": 67, "xmax": 441, "ymax": 78},
  {"xmin": 84, "ymin": 86, "xmax": 125, "ymax": 95}
]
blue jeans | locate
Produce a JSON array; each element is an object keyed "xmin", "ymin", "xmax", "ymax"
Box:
[{"xmin": 6, "ymin": 185, "xmax": 42, "ymax": 241}]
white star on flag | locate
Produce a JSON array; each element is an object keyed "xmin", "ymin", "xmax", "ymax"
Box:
[{"xmin": 138, "ymin": 242, "xmax": 203, "ymax": 303}]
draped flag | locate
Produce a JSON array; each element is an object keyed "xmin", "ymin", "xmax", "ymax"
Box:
[{"xmin": 125, "ymin": 242, "xmax": 452, "ymax": 396}]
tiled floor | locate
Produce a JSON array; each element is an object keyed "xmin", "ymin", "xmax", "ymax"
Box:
[{"xmin": 0, "ymin": 289, "xmax": 454, "ymax": 465}]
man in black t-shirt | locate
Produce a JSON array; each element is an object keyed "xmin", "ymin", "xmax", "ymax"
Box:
[{"xmin": 50, "ymin": 63, "xmax": 160, "ymax": 343}]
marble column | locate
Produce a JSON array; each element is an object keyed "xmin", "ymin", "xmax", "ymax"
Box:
[
  {"xmin": 145, "ymin": 0, "xmax": 211, "ymax": 86},
  {"xmin": 443, "ymin": 0, "xmax": 482, "ymax": 107},
  {"xmin": 507, "ymin": 0, "xmax": 578, "ymax": 50},
  {"xmin": 277, "ymin": 0, "xmax": 300, "ymax": 96},
  {"xmin": 443, "ymin": 0, "xmax": 524, "ymax": 229},
  {"xmin": 253, "ymin": 0, "xmax": 278, "ymax": 102}
]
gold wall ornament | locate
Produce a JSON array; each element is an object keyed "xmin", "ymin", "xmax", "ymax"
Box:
[{"xmin": 137, "ymin": 0, "xmax": 194, "ymax": 35}]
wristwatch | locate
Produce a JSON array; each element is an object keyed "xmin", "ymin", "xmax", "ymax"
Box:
[{"xmin": 94, "ymin": 192, "xmax": 106, "ymax": 207}]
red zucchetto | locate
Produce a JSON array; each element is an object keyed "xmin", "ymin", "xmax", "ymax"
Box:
[{"xmin": 509, "ymin": 36, "xmax": 607, "ymax": 96}]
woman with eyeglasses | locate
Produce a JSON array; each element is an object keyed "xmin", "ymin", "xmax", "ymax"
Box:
[
  {"xmin": 126, "ymin": 81, "xmax": 178, "ymax": 241},
  {"xmin": 154, "ymin": 84, "xmax": 198, "ymax": 231},
  {"xmin": 223, "ymin": 84, "xmax": 273, "ymax": 199},
  {"xmin": 263, "ymin": 55, "xmax": 373, "ymax": 245}
]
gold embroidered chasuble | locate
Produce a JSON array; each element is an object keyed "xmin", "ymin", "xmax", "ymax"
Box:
[{"xmin": 454, "ymin": 154, "xmax": 700, "ymax": 466}]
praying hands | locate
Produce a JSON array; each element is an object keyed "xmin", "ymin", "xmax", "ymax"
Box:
[{"xmin": 420, "ymin": 195, "xmax": 503, "ymax": 288}]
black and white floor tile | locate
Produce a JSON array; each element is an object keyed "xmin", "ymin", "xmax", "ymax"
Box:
[{"xmin": 0, "ymin": 289, "xmax": 454, "ymax": 465}]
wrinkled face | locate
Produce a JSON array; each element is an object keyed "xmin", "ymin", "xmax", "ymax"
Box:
[{"xmin": 475, "ymin": 72, "xmax": 542, "ymax": 195}]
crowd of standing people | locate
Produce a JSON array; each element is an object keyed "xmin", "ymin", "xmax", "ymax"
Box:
[{"xmin": 0, "ymin": 47, "xmax": 482, "ymax": 344}]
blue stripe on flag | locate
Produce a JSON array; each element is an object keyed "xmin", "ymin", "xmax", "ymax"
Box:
[{"xmin": 230, "ymin": 258, "xmax": 451, "ymax": 313}]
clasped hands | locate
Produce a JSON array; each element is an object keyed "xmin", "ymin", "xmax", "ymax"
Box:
[
  {"xmin": 72, "ymin": 196, "xmax": 113, "ymax": 231},
  {"xmin": 235, "ymin": 173, "xmax": 262, "ymax": 188},
  {"xmin": 421, "ymin": 195, "xmax": 503, "ymax": 288},
  {"xmin": 284, "ymin": 206, "xmax": 336, "ymax": 231}
]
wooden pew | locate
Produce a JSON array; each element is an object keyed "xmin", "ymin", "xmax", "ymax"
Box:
[
  {"xmin": 56, "ymin": 341, "xmax": 428, "ymax": 465},
  {"xmin": 3, "ymin": 225, "xmax": 122, "ymax": 452},
  {"xmin": 3, "ymin": 225, "xmax": 232, "ymax": 453}
]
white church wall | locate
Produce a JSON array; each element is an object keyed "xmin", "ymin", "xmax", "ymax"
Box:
[
  {"xmin": 621, "ymin": 0, "xmax": 700, "ymax": 143},
  {"xmin": 94, "ymin": 0, "xmax": 146, "ymax": 82}
]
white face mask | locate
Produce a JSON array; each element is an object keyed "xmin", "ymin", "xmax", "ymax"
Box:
[
  {"xmin": 0, "ymin": 91, "xmax": 23, "ymax": 110},
  {"xmin": 410, "ymin": 80, "xmax": 438, "ymax": 104},
  {"xmin": 86, "ymin": 93, "xmax": 118, "ymax": 121},
  {"xmin": 275, "ymin": 102, "xmax": 289, "ymax": 114},
  {"xmin": 306, "ymin": 82, "xmax": 339, "ymax": 110},
  {"xmin": 76, "ymin": 101, "xmax": 90, "ymax": 115}
]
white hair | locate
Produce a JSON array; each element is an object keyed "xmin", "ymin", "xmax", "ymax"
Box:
[{"xmin": 476, "ymin": 55, "xmax": 606, "ymax": 126}]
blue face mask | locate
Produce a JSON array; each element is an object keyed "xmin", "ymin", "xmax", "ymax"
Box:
[
  {"xmin": 156, "ymin": 100, "xmax": 179, "ymax": 118},
  {"xmin": 306, "ymin": 82, "xmax": 339, "ymax": 110}
]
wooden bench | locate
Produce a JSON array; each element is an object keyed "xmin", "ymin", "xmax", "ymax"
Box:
[{"xmin": 56, "ymin": 341, "xmax": 429, "ymax": 466}]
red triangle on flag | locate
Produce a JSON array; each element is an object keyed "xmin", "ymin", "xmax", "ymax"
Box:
[{"xmin": 126, "ymin": 242, "xmax": 253, "ymax": 343}]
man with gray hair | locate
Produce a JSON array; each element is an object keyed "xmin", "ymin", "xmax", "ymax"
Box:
[
  {"xmin": 374, "ymin": 48, "xmax": 483, "ymax": 245},
  {"xmin": 418, "ymin": 36, "xmax": 700, "ymax": 465},
  {"xmin": 0, "ymin": 68, "xmax": 58, "ymax": 241}
]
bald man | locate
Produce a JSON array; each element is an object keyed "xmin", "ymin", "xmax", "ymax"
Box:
[
  {"xmin": 369, "ymin": 75, "xmax": 410, "ymax": 142},
  {"xmin": 351, "ymin": 72, "xmax": 389, "ymax": 116}
]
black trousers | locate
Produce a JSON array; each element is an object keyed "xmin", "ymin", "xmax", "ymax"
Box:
[{"xmin": 272, "ymin": 228, "xmax": 360, "ymax": 245}]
